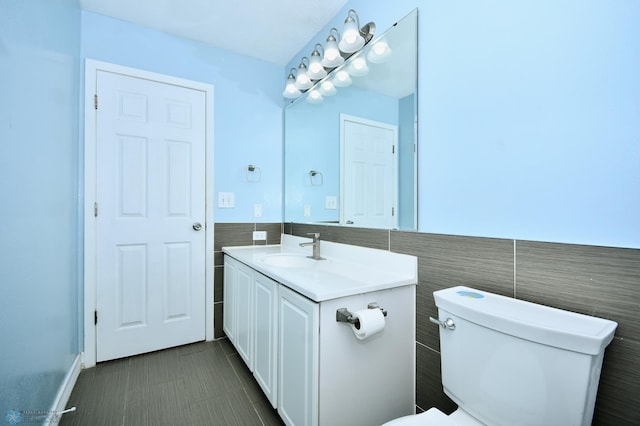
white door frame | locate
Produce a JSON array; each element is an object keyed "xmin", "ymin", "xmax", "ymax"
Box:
[{"xmin": 83, "ymin": 59, "xmax": 215, "ymax": 368}]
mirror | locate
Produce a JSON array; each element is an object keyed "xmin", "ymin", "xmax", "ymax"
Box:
[{"xmin": 284, "ymin": 9, "xmax": 418, "ymax": 230}]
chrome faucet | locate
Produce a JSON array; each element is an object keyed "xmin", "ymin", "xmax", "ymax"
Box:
[{"xmin": 299, "ymin": 232, "xmax": 324, "ymax": 260}]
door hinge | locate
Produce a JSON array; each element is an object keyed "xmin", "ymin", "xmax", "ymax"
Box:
[
  {"xmin": 94, "ymin": 310, "xmax": 98, "ymax": 325},
  {"xmin": 392, "ymin": 207, "xmax": 395, "ymax": 216},
  {"xmin": 392, "ymin": 145, "xmax": 396, "ymax": 154},
  {"xmin": 94, "ymin": 202, "xmax": 98, "ymax": 217},
  {"xmin": 94, "ymin": 94, "xmax": 98, "ymax": 110}
]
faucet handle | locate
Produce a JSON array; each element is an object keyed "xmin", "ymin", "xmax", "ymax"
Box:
[{"xmin": 307, "ymin": 232, "xmax": 320, "ymax": 239}]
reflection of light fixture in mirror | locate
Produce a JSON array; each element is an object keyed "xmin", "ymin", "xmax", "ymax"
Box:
[
  {"xmin": 339, "ymin": 9, "xmax": 365, "ymax": 53},
  {"xmin": 333, "ymin": 69, "xmax": 352, "ymax": 87},
  {"xmin": 308, "ymin": 44, "xmax": 328, "ymax": 80},
  {"xmin": 294, "ymin": 57, "xmax": 313, "ymax": 90},
  {"xmin": 282, "ymin": 68, "xmax": 301, "ymax": 99},
  {"xmin": 306, "ymin": 89, "xmax": 323, "ymax": 104},
  {"xmin": 318, "ymin": 79, "xmax": 337, "ymax": 96},
  {"xmin": 367, "ymin": 40, "xmax": 392, "ymax": 63},
  {"xmin": 321, "ymin": 28, "xmax": 344, "ymax": 68},
  {"xmin": 348, "ymin": 56, "xmax": 369, "ymax": 76}
]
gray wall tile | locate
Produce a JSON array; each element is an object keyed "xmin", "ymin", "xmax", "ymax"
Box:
[
  {"xmin": 214, "ymin": 265, "xmax": 223, "ymax": 303},
  {"xmin": 214, "ymin": 223, "xmax": 255, "ymax": 251},
  {"xmin": 214, "ymin": 302, "xmax": 224, "ymax": 339},
  {"xmin": 391, "ymin": 231, "xmax": 514, "ymax": 351},
  {"xmin": 290, "ymin": 223, "xmax": 389, "ymax": 250},
  {"xmin": 515, "ymin": 241, "xmax": 640, "ymax": 342},
  {"xmin": 592, "ymin": 338, "xmax": 640, "ymax": 425},
  {"xmin": 255, "ymin": 222, "xmax": 283, "ymax": 245},
  {"xmin": 416, "ymin": 343, "xmax": 456, "ymax": 415}
]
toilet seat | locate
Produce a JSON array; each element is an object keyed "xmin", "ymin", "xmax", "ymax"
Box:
[{"xmin": 383, "ymin": 408, "xmax": 455, "ymax": 425}]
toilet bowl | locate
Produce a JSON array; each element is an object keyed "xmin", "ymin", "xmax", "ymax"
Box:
[{"xmin": 383, "ymin": 286, "xmax": 617, "ymax": 426}]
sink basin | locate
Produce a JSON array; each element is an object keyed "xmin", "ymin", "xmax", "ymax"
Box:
[{"xmin": 260, "ymin": 253, "xmax": 315, "ymax": 268}]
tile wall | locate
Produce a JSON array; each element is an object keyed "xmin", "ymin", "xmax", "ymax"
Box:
[{"xmin": 215, "ymin": 222, "xmax": 640, "ymax": 425}]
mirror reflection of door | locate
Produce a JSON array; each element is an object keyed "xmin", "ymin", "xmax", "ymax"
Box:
[{"xmin": 340, "ymin": 114, "xmax": 398, "ymax": 229}]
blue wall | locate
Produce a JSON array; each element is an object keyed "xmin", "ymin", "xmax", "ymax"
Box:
[
  {"xmin": 398, "ymin": 94, "xmax": 416, "ymax": 230},
  {"xmin": 0, "ymin": 0, "xmax": 80, "ymax": 414},
  {"xmin": 288, "ymin": 0, "xmax": 640, "ymax": 248},
  {"xmin": 81, "ymin": 11, "xmax": 284, "ymax": 223}
]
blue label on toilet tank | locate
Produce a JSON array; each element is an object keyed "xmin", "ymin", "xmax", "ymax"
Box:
[{"xmin": 456, "ymin": 290, "xmax": 484, "ymax": 299}]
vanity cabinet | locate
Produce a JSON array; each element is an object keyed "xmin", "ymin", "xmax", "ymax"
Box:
[
  {"xmin": 223, "ymin": 255, "xmax": 279, "ymax": 406},
  {"xmin": 223, "ymin": 256, "xmax": 254, "ymax": 369},
  {"xmin": 278, "ymin": 285, "xmax": 319, "ymax": 426},
  {"xmin": 223, "ymin": 236, "xmax": 416, "ymax": 426}
]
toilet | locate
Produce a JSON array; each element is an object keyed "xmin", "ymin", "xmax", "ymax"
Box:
[{"xmin": 384, "ymin": 286, "xmax": 617, "ymax": 426}]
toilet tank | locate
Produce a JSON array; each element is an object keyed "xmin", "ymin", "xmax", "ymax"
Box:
[{"xmin": 433, "ymin": 286, "xmax": 617, "ymax": 426}]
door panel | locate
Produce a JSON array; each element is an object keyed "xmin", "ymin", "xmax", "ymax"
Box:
[
  {"xmin": 96, "ymin": 71, "xmax": 206, "ymax": 362},
  {"xmin": 341, "ymin": 115, "xmax": 398, "ymax": 229}
]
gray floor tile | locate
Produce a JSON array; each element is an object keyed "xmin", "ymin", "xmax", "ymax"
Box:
[{"xmin": 61, "ymin": 341, "xmax": 282, "ymax": 426}]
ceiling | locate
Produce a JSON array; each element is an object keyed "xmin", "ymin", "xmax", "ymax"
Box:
[{"xmin": 80, "ymin": 0, "xmax": 350, "ymax": 66}]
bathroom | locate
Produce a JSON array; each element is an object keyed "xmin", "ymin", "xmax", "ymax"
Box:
[{"xmin": 1, "ymin": 0, "xmax": 638, "ymax": 425}]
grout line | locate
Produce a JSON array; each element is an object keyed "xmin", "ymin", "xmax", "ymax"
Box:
[
  {"xmin": 226, "ymin": 352, "xmax": 268, "ymax": 425},
  {"xmin": 416, "ymin": 340, "xmax": 440, "ymax": 355},
  {"xmin": 120, "ymin": 358, "xmax": 131, "ymax": 426},
  {"xmin": 513, "ymin": 240, "xmax": 517, "ymax": 299}
]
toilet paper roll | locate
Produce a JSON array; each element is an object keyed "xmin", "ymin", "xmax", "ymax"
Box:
[{"xmin": 350, "ymin": 308, "xmax": 385, "ymax": 340}]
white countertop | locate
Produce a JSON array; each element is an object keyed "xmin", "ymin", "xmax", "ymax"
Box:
[{"xmin": 222, "ymin": 234, "xmax": 417, "ymax": 302}]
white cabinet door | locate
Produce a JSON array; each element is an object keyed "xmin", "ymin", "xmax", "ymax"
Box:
[
  {"xmin": 223, "ymin": 255, "xmax": 253, "ymax": 370},
  {"xmin": 254, "ymin": 273, "xmax": 279, "ymax": 408},
  {"xmin": 278, "ymin": 286, "xmax": 319, "ymax": 426},
  {"xmin": 222, "ymin": 257, "xmax": 237, "ymax": 344},
  {"xmin": 235, "ymin": 263, "xmax": 254, "ymax": 370}
]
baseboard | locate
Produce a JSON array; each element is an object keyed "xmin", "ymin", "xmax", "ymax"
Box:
[{"xmin": 49, "ymin": 353, "xmax": 81, "ymax": 417}]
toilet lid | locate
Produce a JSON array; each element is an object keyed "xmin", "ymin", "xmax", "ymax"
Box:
[{"xmin": 383, "ymin": 408, "xmax": 456, "ymax": 426}]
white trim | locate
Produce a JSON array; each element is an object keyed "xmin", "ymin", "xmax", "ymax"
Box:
[
  {"xmin": 83, "ymin": 59, "xmax": 215, "ymax": 367},
  {"xmin": 49, "ymin": 354, "xmax": 81, "ymax": 417}
]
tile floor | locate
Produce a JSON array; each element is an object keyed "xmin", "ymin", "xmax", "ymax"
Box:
[{"xmin": 60, "ymin": 339, "xmax": 283, "ymax": 425}]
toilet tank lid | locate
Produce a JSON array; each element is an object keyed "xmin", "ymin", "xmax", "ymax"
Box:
[{"xmin": 434, "ymin": 286, "xmax": 617, "ymax": 355}]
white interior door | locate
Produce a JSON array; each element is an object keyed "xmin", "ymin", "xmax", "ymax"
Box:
[
  {"xmin": 95, "ymin": 70, "xmax": 206, "ymax": 362},
  {"xmin": 340, "ymin": 114, "xmax": 398, "ymax": 229}
]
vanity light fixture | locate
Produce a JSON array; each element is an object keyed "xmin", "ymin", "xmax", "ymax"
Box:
[
  {"xmin": 308, "ymin": 44, "xmax": 328, "ymax": 80},
  {"xmin": 282, "ymin": 68, "xmax": 302, "ymax": 99},
  {"xmin": 282, "ymin": 9, "xmax": 374, "ymax": 100},
  {"xmin": 321, "ymin": 28, "xmax": 345, "ymax": 68},
  {"xmin": 294, "ymin": 57, "xmax": 313, "ymax": 90},
  {"xmin": 338, "ymin": 9, "xmax": 366, "ymax": 53}
]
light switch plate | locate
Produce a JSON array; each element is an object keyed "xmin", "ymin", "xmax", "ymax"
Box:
[
  {"xmin": 304, "ymin": 204, "xmax": 311, "ymax": 217},
  {"xmin": 218, "ymin": 192, "xmax": 235, "ymax": 208},
  {"xmin": 325, "ymin": 196, "xmax": 337, "ymax": 210}
]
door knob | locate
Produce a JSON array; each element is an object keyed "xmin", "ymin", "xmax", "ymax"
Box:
[{"xmin": 193, "ymin": 222, "xmax": 202, "ymax": 231}]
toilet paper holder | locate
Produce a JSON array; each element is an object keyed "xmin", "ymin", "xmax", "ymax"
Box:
[{"xmin": 336, "ymin": 303, "xmax": 388, "ymax": 324}]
